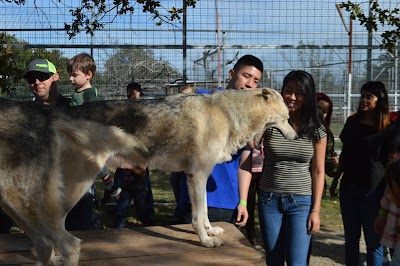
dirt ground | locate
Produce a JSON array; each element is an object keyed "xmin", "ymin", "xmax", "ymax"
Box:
[
  {"xmin": 253, "ymin": 226, "xmax": 367, "ymax": 266},
  {"xmin": 309, "ymin": 227, "xmax": 366, "ymax": 266}
]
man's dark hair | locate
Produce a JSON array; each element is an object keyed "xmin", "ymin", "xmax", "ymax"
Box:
[
  {"xmin": 233, "ymin": 54, "xmax": 263, "ymax": 73},
  {"xmin": 126, "ymin": 82, "xmax": 141, "ymax": 91}
]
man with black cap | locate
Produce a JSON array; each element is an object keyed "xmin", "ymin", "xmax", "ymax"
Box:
[
  {"xmin": 107, "ymin": 81, "xmax": 155, "ymax": 228},
  {"xmin": 126, "ymin": 81, "xmax": 144, "ymax": 100},
  {"xmin": 24, "ymin": 58, "xmax": 70, "ymax": 106}
]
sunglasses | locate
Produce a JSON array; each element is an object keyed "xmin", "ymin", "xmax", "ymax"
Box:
[{"xmin": 25, "ymin": 73, "xmax": 53, "ymax": 84}]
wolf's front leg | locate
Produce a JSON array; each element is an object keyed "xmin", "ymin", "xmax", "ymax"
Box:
[
  {"xmin": 186, "ymin": 173, "xmax": 224, "ymax": 247},
  {"xmin": 203, "ymin": 195, "xmax": 225, "ymax": 236}
]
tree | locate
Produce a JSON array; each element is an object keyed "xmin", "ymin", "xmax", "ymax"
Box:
[
  {"xmin": 0, "ymin": 33, "xmax": 26, "ymax": 95},
  {"xmin": 102, "ymin": 48, "xmax": 180, "ymax": 90},
  {"xmin": 0, "ymin": 1, "xmax": 197, "ymax": 94},
  {"xmin": 371, "ymin": 52, "xmax": 400, "ymax": 90},
  {"xmin": 297, "ymin": 41, "xmax": 340, "ymax": 93},
  {"xmin": 0, "ymin": 33, "xmax": 70, "ymax": 96},
  {"xmin": 3, "ymin": 0, "xmax": 197, "ymax": 39},
  {"xmin": 340, "ymin": 1, "xmax": 400, "ymax": 53}
]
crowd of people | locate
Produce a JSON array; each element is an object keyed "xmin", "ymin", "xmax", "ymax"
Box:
[{"xmin": 1, "ymin": 53, "xmax": 400, "ymax": 266}]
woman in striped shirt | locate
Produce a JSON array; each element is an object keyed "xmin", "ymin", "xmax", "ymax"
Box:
[{"xmin": 257, "ymin": 70, "xmax": 327, "ymax": 265}]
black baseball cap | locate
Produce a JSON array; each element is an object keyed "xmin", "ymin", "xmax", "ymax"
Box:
[{"xmin": 127, "ymin": 82, "xmax": 144, "ymax": 96}]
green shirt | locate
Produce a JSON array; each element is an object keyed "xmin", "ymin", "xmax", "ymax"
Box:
[{"xmin": 70, "ymin": 87, "xmax": 98, "ymax": 106}]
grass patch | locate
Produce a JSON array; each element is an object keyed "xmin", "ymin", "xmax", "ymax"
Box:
[
  {"xmin": 95, "ymin": 170, "xmax": 178, "ymax": 229},
  {"xmin": 320, "ymin": 197, "xmax": 343, "ymax": 229},
  {"xmin": 321, "ymin": 176, "xmax": 343, "ymax": 230},
  {"xmin": 95, "ymin": 171, "xmax": 343, "ymax": 231},
  {"xmin": 9, "ymin": 170, "xmax": 343, "ymax": 235}
]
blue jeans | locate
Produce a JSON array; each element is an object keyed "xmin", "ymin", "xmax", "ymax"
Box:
[
  {"xmin": 258, "ymin": 192, "xmax": 312, "ymax": 266},
  {"xmin": 114, "ymin": 175, "xmax": 154, "ymax": 228},
  {"xmin": 339, "ymin": 183, "xmax": 384, "ymax": 266},
  {"xmin": 169, "ymin": 172, "xmax": 185, "ymax": 215},
  {"xmin": 181, "ymin": 207, "xmax": 236, "ymax": 224},
  {"xmin": 65, "ymin": 192, "xmax": 98, "ymax": 230},
  {"xmin": 207, "ymin": 207, "xmax": 236, "ymax": 223},
  {"xmin": 0, "ymin": 208, "xmax": 13, "ymax": 233}
]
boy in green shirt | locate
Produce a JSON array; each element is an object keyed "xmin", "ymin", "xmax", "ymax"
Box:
[
  {"xmin": 67, "ymin": 52, "xmax": 98, "ymax": 105},
  {"xmin": 65, "ymin": 52, "xmax": 105, "ymax": 230}
]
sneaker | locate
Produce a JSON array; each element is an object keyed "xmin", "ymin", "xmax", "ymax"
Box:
[
  {"xmin": 167, "ymin": 214, "xmax": 182, "ymax": 223},
  {"xmin": 111, "ymin": 188, "xmax": 122, "ymax": 199}
]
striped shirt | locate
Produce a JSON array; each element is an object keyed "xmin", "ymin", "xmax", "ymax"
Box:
[{"xmin": 259, "ymin": 125, "xmax": 326, "ymax": 195}]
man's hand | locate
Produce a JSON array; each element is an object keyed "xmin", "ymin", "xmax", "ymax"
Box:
[{"xmin": 235, "ymin": 204, "xmax": 249, "ymax": 227}]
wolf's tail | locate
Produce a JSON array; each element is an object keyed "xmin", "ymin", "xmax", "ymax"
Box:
[{"xmin": 53, "ymin": 118, "xmax": 149, "ymax": 164}]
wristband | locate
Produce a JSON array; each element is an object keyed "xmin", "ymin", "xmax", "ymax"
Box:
[
  {"xmin": 378, "ymin": 209, "xmax": 387, "ymax": 216},
  {"xmin": 310, "ymin": 210, "xmax": 320, "ymax": 214},
  {"xmin": 239, "ymin": 200, "xmax": 247, "ymax": 207}
]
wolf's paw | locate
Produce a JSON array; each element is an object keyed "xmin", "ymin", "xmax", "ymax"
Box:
[
  {"xmin": 201, "ymin": 236, "xmax": 224, "ymax": 247},
  {"xmin": 206, "ymin": 226, "xmax": 225, "ymax": 236},
  {"xmin": 47, "ymin": 255, "xmax": 63, "ymax": 266}
]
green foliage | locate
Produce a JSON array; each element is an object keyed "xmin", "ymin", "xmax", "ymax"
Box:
[
  {"xmin": 297, "ymin": 40, "xmax": 340, "ymax": 93},
  {"xmin": 1, "ymin": 0, "xmax": 26, "ymax": 4},
  {"xmin": 340, "ymin": 1, "xmax": 400, "ymax": 53},
  {"xmin": 0, "ymin": 32, "xmax": 70, "ymax": 96},
  {"xmin": 0, "ymin": 33, "xmax": 25, "ymax": 95},
  {"xmin": 63, "ymin": 0, "xmax": 197, "ymax": 39},
  {"xmin": 5, "ymin": 1, "xmax": 197, "ymax": 39}
]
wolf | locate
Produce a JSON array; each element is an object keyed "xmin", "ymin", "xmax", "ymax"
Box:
[{"xmin": 0, "ymin": 88, "xmax": 296, "ymax": 265}]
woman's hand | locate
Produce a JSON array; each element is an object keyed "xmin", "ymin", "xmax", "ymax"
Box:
[{"xmin": 307, "ymin": 211, "xmax": 321, "ymax": 234}]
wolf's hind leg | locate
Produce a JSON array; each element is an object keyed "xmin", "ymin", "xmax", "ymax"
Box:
[
  {"xmin": 49, "ymin": 226, "xmax": 82, "ymax": 266},
  {"xmin": 0, "ymin": 208, "xmax": 56, "ymax": 266},
  {"xmin": 30, "ymin": 223, "xmax": 80, "ymax": 266},
  {"xmin": 29, "ymin": 211, "xmax": 81, "ymax": 266},
  {"xmin": 19, "ymin": 225, "xmax": 55, "ymax": 265},
  {"xmin": 31, "ymin": 236, "xmax": 55, "ymax": 266}
]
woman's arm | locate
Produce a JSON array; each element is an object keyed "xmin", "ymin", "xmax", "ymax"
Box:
[
  {"xmin": 308, "ymin": 135, "xmax": 327, "ymax": 234},
  {"xmin": 374, "ymin": 185, "xmax": 390, "ymax": 236},
  {"xmin": 236, "ymin": 149, "xmax": 253, "ymax": 227}
]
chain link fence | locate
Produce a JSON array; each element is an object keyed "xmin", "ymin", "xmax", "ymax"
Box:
[{"xmin": 1, "ymin": 0, "xmax": 399, "ymax": 136}]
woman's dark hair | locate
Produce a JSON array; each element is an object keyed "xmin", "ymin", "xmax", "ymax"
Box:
[
  {"xmin": 356, "ymin": 81, "xmax": 390, "ymax": 131},
  {"xmin": 281, "ymin": 70, "xmax": 324, "ymax": 137},
  {"xmin": 316, "ymin": 92, "xmax": 333, "ymax": 130}
]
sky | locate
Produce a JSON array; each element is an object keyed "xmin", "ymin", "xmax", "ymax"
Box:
[{"xmin": 0, "ymin": 0, "xmax": 396, "ymax": 87}]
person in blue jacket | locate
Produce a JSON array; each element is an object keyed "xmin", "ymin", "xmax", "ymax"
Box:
[{"xmin": 179, "ymin": 54, "xmax": 264, "ymax": 226}]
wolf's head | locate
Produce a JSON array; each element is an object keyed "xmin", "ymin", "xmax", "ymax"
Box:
[{"xmin": 252, "ymin": 88, "xmax": 297, "ymax": 149}]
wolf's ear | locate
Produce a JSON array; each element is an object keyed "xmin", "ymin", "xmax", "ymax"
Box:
[
  {"xmin": 261, "ymin": 88, "xmax": 271, "ymax": 96},
  {"xmin": 261, "ymin": 88, "xmax": 275, "ymax": 103},
  {"xmin": 262, "ymin": 88, "xmax": 283, "ymax": 102}
]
